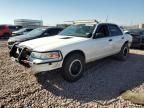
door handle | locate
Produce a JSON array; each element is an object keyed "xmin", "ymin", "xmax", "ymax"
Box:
[{"xmin": 109, "ymin": 39, "xmax": 112, "ymax": 42}]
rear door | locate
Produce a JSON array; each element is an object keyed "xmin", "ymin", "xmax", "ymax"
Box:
[{"xmin": 108, "ymin": 24, "xmax": 124, "ymax": 54}]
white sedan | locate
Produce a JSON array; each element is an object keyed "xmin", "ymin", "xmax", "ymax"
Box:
[{"xmin": 10, "ymin": 21, "xmax": 132, "ymax": 82}]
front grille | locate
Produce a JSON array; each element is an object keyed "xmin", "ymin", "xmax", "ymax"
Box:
[
  {"xmin": 10, "ymin": 45, "xmax": 31, "ymax": 66},
  {"xmin": 19, "ymin": 48, "xmax": 31, "ymax": 61}
]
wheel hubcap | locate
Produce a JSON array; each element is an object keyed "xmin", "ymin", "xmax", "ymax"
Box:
[{"xmin": 69, "ymin": 60, "xmax": 82, "ymax": 76}]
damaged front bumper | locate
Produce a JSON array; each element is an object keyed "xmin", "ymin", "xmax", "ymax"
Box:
[{"xmin": 10, "ymin": 45, "xmax": 63, "ymax": 73}]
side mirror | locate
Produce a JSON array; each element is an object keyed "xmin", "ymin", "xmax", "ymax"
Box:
[
  {"xmin": 94, "ymin": 33, "xmax": 105, "ymax": 39},
  {"xmin": 124, "ymin": 32, "xmax": 130, "ymax": 34}
]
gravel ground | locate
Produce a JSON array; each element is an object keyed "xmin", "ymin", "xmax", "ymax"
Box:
[{"xmin": 0, "ymin": 40, "xmax": 144, "ymax": 108}]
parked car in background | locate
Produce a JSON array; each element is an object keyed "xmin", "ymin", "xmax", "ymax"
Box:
[
  {"xmin": 10, "ymin": 20, "xmax": 132, "ymax": 82},
  {"xmin": 8, "ymin": 25, "xmax": 23, "ymax": 32},
  {"xmin": 0, "ymin": 25, "xmax": 12, "ymax": 39},
  {"xmin": 8, "ymin": 27, "xmax": 63, "ymax": 49},
  {"xmin": 12, "ymin": 28, "xmax": 33, "ymax": 36},
  {"xmin": 126, "ymin": 29, "xmax": 144, "ymax": 48}
]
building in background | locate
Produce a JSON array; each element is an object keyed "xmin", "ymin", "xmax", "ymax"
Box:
[
  {"xmin": 139, "ymin": 24, "xmax": 144, "ymax": 29},
  {"xmin": 123, "ymin": 23, "xmax": 144, "ymax": 30},
  {"xmin": 14, "ymin": 19, "xmax": 43, "ymax": 28}
]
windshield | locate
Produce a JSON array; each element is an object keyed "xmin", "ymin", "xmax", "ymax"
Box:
[
  {"xmin": 59, "ymin": 24, "xmax": 96, "ymax": 38},
  {"xmin": 26, "ymin": 28, "xmax": 46, "ymax": 37}
]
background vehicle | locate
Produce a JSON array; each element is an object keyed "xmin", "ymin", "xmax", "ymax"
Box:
[
  {"xmin": 0, "ymin": 25, "xmax": 12, "ymax": 39},
  {"xmin": 8, "ymin": 27, "xmax": 63, "ymax": 49},
  {"xmin": 10, "ymin": 20, "xmax": 132, "ymax": 82},
  {"xmin": 12, "ymin": 28, "xmax": 33, "ymax": 36},
  {"xmin": 126, "ymin": 29, "xmax": 144, "ymax": 48},
  {"xmin": 8, "ymin": 25, "xmax": 23, "ymax": 32}
]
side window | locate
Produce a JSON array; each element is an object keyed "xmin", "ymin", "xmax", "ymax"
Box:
[
  {"xmin": 8, "ymin": 26, "xmax": 16, "ymax": 31},
  {"xmin": 96, "ymin": 25, "xmax": 109, "ymax": 37},
  {"xmin": 47, "ymin": 29, "xmax": 61, "ymax": 35},
  {"xmin": 57, "ymin": 28, "xmax": 63, "ymax": 33},
  {"xmin": 27, "ymin": 29, "xmax": 33, "ymax": 32},
  {"xmin": 108, "ymin": 24, "xmax": 123, "ymax": 36}
]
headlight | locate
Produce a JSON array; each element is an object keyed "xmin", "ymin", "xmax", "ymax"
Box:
[{"xmin": 31, "ymin": 51, "xmax": 62, "ymax": 61}]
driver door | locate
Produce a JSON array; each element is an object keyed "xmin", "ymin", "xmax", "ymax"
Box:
[{"xmin": 88, "ymin": 24, "xmax": 113, "ymax": 61}]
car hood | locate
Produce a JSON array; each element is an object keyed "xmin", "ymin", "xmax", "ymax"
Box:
[
  {"xmin": 18, "ymin": 35, "xmax": 89, "ymax": 52},
  {"xmin": 8, "ymin": 34, "xmax": 36, "ymax": 42},
  {"xmin": 13, "ymin": 31, "xmax": 22, "ymax": 34}
]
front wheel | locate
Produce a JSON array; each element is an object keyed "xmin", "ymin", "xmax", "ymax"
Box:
[
  {"xmin": 62, "ymin": 53, "xmax": 85, "ymax": 82},
  {"xmin": 117, "ymin": 43, "xmax": 129, "ymax": 61}
]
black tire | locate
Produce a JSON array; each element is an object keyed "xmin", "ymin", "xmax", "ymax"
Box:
[
  {"xmin": 62, "ymin": 53, "xmax": 85, "ymax": 82},
  {"xmin": 117, "ymin": 43, "xmax": 129, "ymax": 61}
]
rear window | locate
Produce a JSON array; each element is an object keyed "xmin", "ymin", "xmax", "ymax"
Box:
[{"xmin": 108, "ymin": 24, "xmax": 123, "ymax": 36}]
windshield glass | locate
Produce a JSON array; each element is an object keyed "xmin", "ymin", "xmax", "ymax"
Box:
[
  {"xmin": 26, "ymin": 28, "xmax": 46, "ymax": 37},
  {"xmin": 59, "ymin": 24, "xmax": 96, "ymax": 38}
]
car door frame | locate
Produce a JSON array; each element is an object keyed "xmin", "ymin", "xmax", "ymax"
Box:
[{"xmin": 87, "ymin": 24, "xmax": 114, "ymax": 61}]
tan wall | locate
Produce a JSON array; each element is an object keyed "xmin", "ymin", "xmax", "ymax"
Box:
[{"xmin": 139, "ymin": 24, "xmax": 144, "ymax": 29}]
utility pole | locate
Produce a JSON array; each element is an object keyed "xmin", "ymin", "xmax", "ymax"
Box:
[{"xmin": 106, "ymin": 16, "xmax": 108, "ymax": 22}]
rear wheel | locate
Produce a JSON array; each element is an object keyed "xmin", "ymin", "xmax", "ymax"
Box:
[
  {"xmin": 117, "ymin": 43, "xmax": 129, "ymax": 61},
  {"xmin": 62, "ymin": 53, "xmax": 85, "ymax": 82}
]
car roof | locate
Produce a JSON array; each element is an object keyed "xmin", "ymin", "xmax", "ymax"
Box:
[
  {"xmin": 0, "ymin": 25, "xmax": 8, "ymax": 27},
  {"xmin": 39, "ymin": 26, "xmax": 64, "ymax": 29},
  {"xmin": 128, "ymin": 29, "xmax": 144, "ymax": 32},
  {"xmin": 73, "ymin": 23, "xmax": 118, "ymax": 26},
  {"xmin": 98, "ymin": 23, "xmax": 118, "ymax": 26}
]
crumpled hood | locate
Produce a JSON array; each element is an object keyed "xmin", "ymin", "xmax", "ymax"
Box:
[{"xmin": 18, "ymin": 35, "xmax": 89, "ymax": 52}]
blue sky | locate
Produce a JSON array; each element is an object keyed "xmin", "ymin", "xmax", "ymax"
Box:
[{"xmin": 0, "ymin": 0, "xmax": 144, "ymax": 25}]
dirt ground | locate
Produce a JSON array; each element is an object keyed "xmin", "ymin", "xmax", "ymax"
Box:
[{"xmin": 0, "ymin": 40, "xmax": 144, "ymax": 108}]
